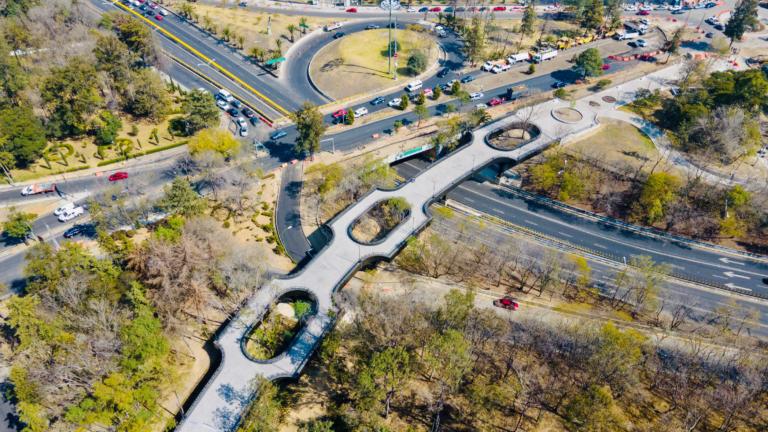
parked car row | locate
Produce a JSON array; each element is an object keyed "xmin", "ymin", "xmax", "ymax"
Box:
[{"xmin": 215, "ymin": 89, "xmax": 259, "ymax": 136}]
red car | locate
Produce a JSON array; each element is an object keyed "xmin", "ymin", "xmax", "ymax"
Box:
[
  {"xmin": 638, "ymin": 9, "xmax": 650, "ymax": 15},
  {"xmin": 601, "ymin": 64, "xmax": 611, "ymax": 70},
  {"xmin": 429, "ymin": 6, "xmax": 441, "ymax": 12},
  {"xmin": 346, "ymin": 7, "xmax": 357, "ymax": 12},
  {"xmin": 488, "ymin": 97, "xmax": 503, "ymax": 106},
  {"xmin": 493, "ymin": 6, "xmax": 507, "ymax": 11},
  {"xmin": 332, "ymin": 109, "xmax": 347, "ymax": 120},
  {"xmin": 108, "ymin": 171, "xmax": 129, "ymax": 182},
  {"xmin": 155, "ymin": 14, "xmax": 163, "ymax": 21},
  {"xmin": 493, "ymin": 296, "xmax": 519, "ymax": 310}
]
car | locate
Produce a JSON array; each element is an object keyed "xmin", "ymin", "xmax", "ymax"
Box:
[
  {"xmin": 270, "ymin": 130, "xmax": 288, "ymax": 141},
  {"xmin": 437, "ymin": 67, "xmax": 450, "ymax": 78},
  {"xmin": 671, "ymin": 9, "xmax": 685, "ymax": 14},
  {"xmin": 714, "ymin": 23, "xmax": 725, "ymax": 30},
  {"xmin": 456, "ymin": 6, "xmax": 466, "ymax": 12},
  {"xmin": 354, "ymin": 107, "xmax": 368, "ymax": 117},
  {"xmin": 705, "ymin": 31, "xmax": 714, "ymax": 38},
  {"xmin": 108, "ymin": 171, "xmax": 129, "ymax": 182},
  {"xmin": 419, "ymin": 6, "xmax": 429, "ymax": 12},
  {"xmin": 602, "ymin": 63, "xmax": 611, "ymax": 70},
  {"xmin": 333, "ymin": 32, "xmax": 345, "ymax": 39},
  {"xmin": 429, "ymin": 7, "xmax": 441, "ymax": 12},
  {"xmin": 469, "ymin": 92, "xmax": 483, "ymax": 101},
  {"xmin": 241, "ymin": 107, "xmax": 255, "ymax": 118},
  {"xmin": 236, "ymin": 117, "xmax": 248, "ymax": 129},
  {"xmin": 407, "ymin": 6, "xmax": 417, "ymax": 12},
  {"xmin": 216, "ymin": 99, "xmax": 229, "ymax": 110},
  {"xmin": 493, "ymin": 296, "xmax": 519, "ymax": 310},
  {"xmin": 239, "ymin": 127, "xmax": 248, "ymax": 137},
  {"xmin": 493, "ymin": 6, "xmax": 506, "ymax": 11},
  {"xmin": 230, "ymin": 99, "xmax": 242, "ymax": 109},
  {"xmin": 479, "ymin": 6, "xmax": 488, "ymax": 11},
  {"xmin": 366, "ymin": 24, "xmax": 380, "ymax": 30},
  {"xmin": 488, "ymin": 97, "xmax": 503, "ymax": 106},
  {"xmin": 346, "ymin": 7, "xmax": 357, "ymax": 12},
  {"xmin": 551, "ymin": 81, "xmax": 567, "ymax": 88},
  {"xmin": 475, "ymin": 103, "xmax": 488, "ymax": 109},
  {"xmin": 227, "ymin": 107, "xmax": 240, "ymax": 117},
  {"xmin": 444, "ymin": 6, "xmax": 453, "ymax": 12},
  {"xmin": 625, "ymin": 4, "xmax": 637, "ymax": 11},
  {"xmin": 636, "ymin": 39, "xmax": 648, "ymax": 47},
  {"xmin": 371, "ymin": 96, "xmax": 385, "ymax": 105},
  {"xmin": 460, "ymin": 75, "xmax": 475, "ymax": 83},
  {"xmin": 249, "ymin": 117, "xmax": 260, "ymax": 126},
  {"xmin": 155, "ymin": 14, "xmax": 163, "ymax": 21},
  {"xmin": 332, "ymin": 109, "xmax": 347, "ymax": 121},
  {"xmin": 388, "ymin": 98, "xmax": 402, "ymax": 108},
  {"xmin": 63, "ymin": 224, "xmax": 87, "ymax": 239},
  {"xmin": 148, "ymin": 1, "xmax": 157, "ymax": 8},
  {"xmin": 638, "ymin": 9, "xmax": 650, "ymax": 15},
  {"xmin": 54, "ymin": 202, "xmax": 76, "ymax": 216},
  {"xmin": 58, "ymin": 206, "xmax": 85, "ymax": 223},
  {"xmin": 639, "ymin": 17, "xmax": 649, "ymax": 25},
  {"xmin": 705, "ymin": 2, "xmax": 716, "ymax": 7}
]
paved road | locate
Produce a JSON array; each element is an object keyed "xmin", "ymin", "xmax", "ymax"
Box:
[{"xmin": 276, "ymin": 163, "xmax": 312, "ymax": 261}]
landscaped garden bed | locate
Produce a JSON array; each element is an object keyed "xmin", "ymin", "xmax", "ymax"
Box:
[
  {"xmin": 350, "ymin": 197, "xmax": 411, "ymax": 244},
  {"xmin": 243, "ymin": 297, "xmax": 315, "ymax": 360}
]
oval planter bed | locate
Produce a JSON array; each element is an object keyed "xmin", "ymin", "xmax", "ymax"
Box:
[
  {"xmin": 349, "ymin": 197, "xmax": 411, "ymax": 244},
  {"xmin": 486, "ymin": 121, "xmax": 542, "ymax": 151},
  {"xmin": 243, "ymin": 296, "xmax": 315, "ymax": 361}
]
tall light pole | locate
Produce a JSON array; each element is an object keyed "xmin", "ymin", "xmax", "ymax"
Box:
[{"xmin": 381, "ymin": 0, "xmax": 401, "ymax": 78}]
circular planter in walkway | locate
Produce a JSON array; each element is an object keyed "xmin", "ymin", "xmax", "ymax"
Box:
[
  {"xmin": 485, "ymin": 122, "xmax": 542, "ymax": 151},
  {"xmin": 551, "ymin": 107, "xmax": 584, "ymax": 124}
]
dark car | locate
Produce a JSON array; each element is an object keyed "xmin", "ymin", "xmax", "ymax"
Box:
[
  {"xmin": 241, "ymin": 107, "xmax": 255, "ymax": 118},
  {"xmin": 444, "ymin": 6, "xmax": 453, "ymax": 12},
  {"xmin": 249, "ymin": 117, "xmax": 260, "ymax": 126},
  {"xmin": 705, "ymin": 2, "xmax": 716, "ymax": 7},
  {"xmin": 705, "ymin": 31, "xmax": 714, "ymax": 38},
  {"xmin": 552, "ymin": 81, "xmax": 567, "ymax": 88},
  {"xmin": 270, "ymin": 130, "xmax": 288, "ymax": 141},
  {"xmin": 714, "ymin": 23, "xmax": 725, "ymax": 30},
  {"xmin": 493, "ymin": 296, "xmax": 519, "ymax": 310},
  {"xmin": 671, "ymin": 9, "xmax": 685, "ymax": 14},
  {"xmin": 63, "ymin": 224, "xmax": 87, "ymax": 239},
  {"xmin": 437, "ymin": 67, "xmax": 450, "ymax": 78},
  {"xmin": 333, "ymin": 32, "xmax": 345, "ymax": 39},
  {"xmin": 460, "ymin": 75, "xmax": 475, "ymax": 83},
  {"xmin": 230, "ymin": 99, "xmax": 242, "ymax": 109},
  {"xmin": 366, "ymin": 24, "xmax": 380, "ymax": 30},
  {"xmin": 371, "ymin": 96, "xmax": 385, "ymax": 105},
  {"xmin": 456, "ymin": 6, "xmax": 466, "ymax": 12},
  {"xmin": 419, "ymin": 6, "xmax": 429, "ymax": 12},
  {"xmin": 227, "ymin": 107, "xmax": 240, "ymax": 117}
]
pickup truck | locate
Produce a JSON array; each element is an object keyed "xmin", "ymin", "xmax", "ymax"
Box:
[
  {"xmin": 491, "ymin": 62, "xmax": 511, "ymax": 73},
  {"xmin": 324, "ymin": 22, "xmax": 343, "ymax": 32},
  {"xmin": 21, "ymin": 183, "xmax": 57, "ymax": 196}
]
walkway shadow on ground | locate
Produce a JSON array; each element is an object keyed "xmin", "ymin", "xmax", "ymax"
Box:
[
  {"xmin": 550, "ymin": 69, "xmax": 580, "ymax": 84},
  {"xmin": 681, "ymin": 40, "xmax": 711, "ymax": 52}
]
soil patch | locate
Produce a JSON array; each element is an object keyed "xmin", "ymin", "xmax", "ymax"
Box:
[
  {"xmin": 552, "ymin": 107, "xmax": 583, "ymax": 123},
  {"xmin": 350, "ymin": 197, "xmax": 410, "ymax": 244}
]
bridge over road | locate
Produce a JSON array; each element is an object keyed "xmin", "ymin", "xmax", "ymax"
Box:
[{"xmin": 176, "ymin": 62, "xmax": 709, "ymax": 432}]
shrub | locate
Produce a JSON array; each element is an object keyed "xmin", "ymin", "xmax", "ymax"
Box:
[{"xmin": 406, "ymin": 51, "xmax": 428, "ymax": 75}]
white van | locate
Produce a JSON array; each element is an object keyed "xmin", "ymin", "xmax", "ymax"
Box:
[
  {"xmin": 405, "ymin": 80, "xmax": 423, "ymax": 92},
  {"xmin": 217, "ymin": 89, "xmax": 234, "ymax": 102},
  {"xmin": 324, "ymin": 22, "xmax": 343, "ymax": 32}
]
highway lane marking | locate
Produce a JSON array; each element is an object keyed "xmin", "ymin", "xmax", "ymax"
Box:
[
  {"xmin": 593, "ymin": 243, "xmax": 608, "ymax": 249},
  {"xmin": 723, "ymin": 271, "xmax": 750, "ymax": 280},
  {"xmin": 557, "ymin": 231, "xmax": 573, "ymax": 238},
  {"xmin": 724, "ymin": 283, "xmax": 752, "ymax": 292},
  {"xmin": 110, "ymin": 1, "xmax": 290, "ymax": 118},
  {"xmin": 462, "ymin": 197, "xmax": 476, "ymax": 203},
  {"xmin": 523, "ymin": 219, "xmax": 539, "ymax": 226},
  {"xmin": 455, "ymin": 184, "xmax": 768, "ymax": 279}
]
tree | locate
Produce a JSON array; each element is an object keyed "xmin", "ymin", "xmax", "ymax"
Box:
[
  {"xmin": 236, "ymin": 378, "xmax": 282, "ymax": 432},
  {"xmin": 2, "ymin": 207, "xmax": 36, "ymax": 243},
  {"xmin": 123, "ymin": 69, "xmax": 169, "ymax": 120},
  {"xmin": 574, "ymin": 48, "xmax": 604, "ymax": 79},
  {"xmin": 93, "ymin": 33, "xmax": 135, "ymax": 92},
  {"xmin": 291, "ymin": 102, "xmax": 327, "ymax": 157},
  {"xmin": 580, "ymin": 0, "xmax": 604, "ymax": 31},
  {"xmin": 468, "ymin": 107, "xmax": 491, "ymax": 126},
  {"xmin": 356, "ymin": 346, "xmax": 411, "ymax": 418},
  {"xmin": 433, "ymin": 85, "xmax": 442, "ymax": 99},
  {"xmin": 300, "ymin": 420, "xmax": 334, "ymax": 432},
  {"xmin": 399, "ymin": 94, "xmax": 409, "ymax": 110},
  {"xmin": 724, "ymin": 0, "xmax": 759, "ymax": 46},
  {"xmin": 188, "ymin": 128, "xmax": 241, "ymax": 158},
  {"xmin": 176, "ymin": 89, "xmax": 219, "ymax": 136},
  {"xmin": 41, "ymin": 58, "xmax": 101, "ymax": 138},
  {"xmin": 299, "ymin": 17, "xmax": 308, "ymax": 34},
  {"xmin": 414, "ymin": 104, "xmax": 430, "ymax": 127},
  {"xmin": 450, "ymin": 80, "xmax": 461, "ymax": 95},
  {"xmin": 564, "ymin": 385, "xmax": 624, "ymax": 431},
  {"xmin": 93, "ymin": 111, "xmax": 123, "ymax": 146},
  {"xmin": 345, "ymin": 108, "xmax": 355, "ymax": 125},
  {"xmin": 0, "ymin": 29, "xmax": 27, "ymax": 104},
  {"xmin": 0, "ymin": 105, "xmax": 46, "ymax": 167},
  {"xmin": 111, "ymin": 13, "xmax": 158, "ymax": 66},
  {"xmin": 160, "ymin": 177, "xmax": 206, "ymax": 217},
  {"xmin": 464, "ymin": 16, "xmax": 486, "ymax": 65},
  {"xmin": 287, "ymin": 23, "xmax": 297, "ymax": 42},
  {"xmin": 406, "ymin": 51, "xmax": 428, "ymax": 75},
  {"xmin": 631, "ymin": 172, "xmax": 680, "ymax": 225},
  {"xmin": 521, "ymin": 0, "xmax": 537, "ymax": 36}
]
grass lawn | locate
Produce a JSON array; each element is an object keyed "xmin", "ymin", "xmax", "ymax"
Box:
[
  {"xmin": 310, "ymin": 29, "xmax": 440, "ymax": 99},
  {"xmin": 563, "ymin": 119, "xmax": 671, "ymax": 176}
]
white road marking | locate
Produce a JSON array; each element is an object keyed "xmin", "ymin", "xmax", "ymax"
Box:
[
  {"xmin": 724, "ymin": 283, "xmax": 752, "ymax": 292},
  {"xmin": 557, "ymin": 231, "xmax": 573, "ymax": 238},
  {"xmin": 523, "ymin": 219, "xmax": 539, "ymax": 226},
  {"xmin": 723, "ymin": 271, "xmax": 750, "ymax": 280},
  {"xmin": 719, "ymin": 257, "xmax": 745, "ymax": 266},
  {"xmin": 593, "ymin": 243, "xmax": 607, "ymax": 249}
]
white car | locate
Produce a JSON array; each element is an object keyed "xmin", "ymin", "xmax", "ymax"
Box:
[
  {"xmin": 388, "ymin": 98, "xmax": 402, "ymax": 108},
  {"xmin": 239, "ymin": 127, "xmax": 248, "ymax": 137},
  {"xmin": 216, "ymin": 99, "xmax": 229, "ymax": 110},
  {"xmin": 469, "ymin": 92, "xmax": 484, "ymax": 101},
  {"xmin": 625, "ymin": 4, "xmax": 637, "ymax": 11},
  {"xmin": 159, "ymin": 8, "xmax": 168, "ymax": 15},
  {"xmin": 354, "ymin": 107, "xmax": 369, "ymax": 117},
  {"xmin": 235, "ymin": 117, "xmax": 248, "ymax": 129},
  {"xmin": 407, "ymin": 6, "xmax": 417, "ymax": 12},
  {"xmin": 54, "ymin": 202, "xmax": 76, "ymax": 216},
  {"xmin": 475, "ymin": 103, "xmax": 488, "ymax": 109},
  {"xmin": 58, "ymin": 206, "xmax": 84, "ymax": 222}
]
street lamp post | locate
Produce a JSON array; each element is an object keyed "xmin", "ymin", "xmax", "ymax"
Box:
[{"xmin": 380, "ymin": 0, "xmax": 401, "ymax": 78}]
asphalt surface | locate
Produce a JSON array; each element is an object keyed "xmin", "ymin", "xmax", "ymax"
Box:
[
  {"xmin": 394, "ymin": 157, "xmax": 768, "ymax": 297},
  {"xmin": 276, "ymin": 163, "xmax": 312, "ymax": 261}
]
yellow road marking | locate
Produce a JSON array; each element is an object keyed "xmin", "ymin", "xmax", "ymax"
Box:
[{"xmin": 112, "ymin": 1, "xmax": 291, "ymax": 117}]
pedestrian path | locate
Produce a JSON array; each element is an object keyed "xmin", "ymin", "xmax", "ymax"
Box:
[{"xmin": 177, "ymin": 61, "xmax": 695, "ymax": 432}]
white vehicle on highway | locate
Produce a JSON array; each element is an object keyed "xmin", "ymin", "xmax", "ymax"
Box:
[
  {"xmin": 481, "ymin": 61, "xmax": 496, "ymax": 72},
  {"xmin": 491, "ymin": 63, "xmax": 511, "ymax": 73},
  {"xmin": 354, "ymin": 107, "xmax": 369, "ymax": 117},
  {"xmin": 54, "ymin": 202, "xmax": 76, "ymax": 216},
  {"xmin": 216, "ymin": 99, "xmax": 229, "ymax": 110},
  {"xmin": 469, "ymin": 92, "xmax": 484, "ymax": 101},
  {"xmin": 58, "ymin": 206, "xmax": 85, "ymax": 222},
  {"xmin": 407, "ymin": 6, "xmax": 417, "ymax": 12},
  {"xmin": 405, "ymin": 80, "xmax": 423, "ymax": 92},
  {"xmin": 217, "ymin": 89, "xmax": 235, "ymax": 102},
  {"xmin": 324, "ymin": 22, "xmax": 343, "ymax": 32},
  {"xmin": 388, "ymin": 98, "xmax": 402, "ymax": 108}
]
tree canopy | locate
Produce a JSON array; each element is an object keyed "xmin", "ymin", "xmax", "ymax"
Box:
[{"xmin": 291, "ymin": 102, "xmax": 327, "ymax": 157}]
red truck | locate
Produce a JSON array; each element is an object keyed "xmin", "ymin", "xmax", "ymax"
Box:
[{"xmin": 21, "ymin": 183, "xmax": 57, "ymax": 196}]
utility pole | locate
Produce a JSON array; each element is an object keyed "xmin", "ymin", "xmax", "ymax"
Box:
[{"xmin": 381, "ymin": 0, "xmax": 401, "ymax": 77}]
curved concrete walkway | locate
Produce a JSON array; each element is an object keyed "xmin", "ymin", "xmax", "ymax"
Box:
[{"xmin": 177, "ymin": 62, "xmax": 696, "ymax": 432}]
